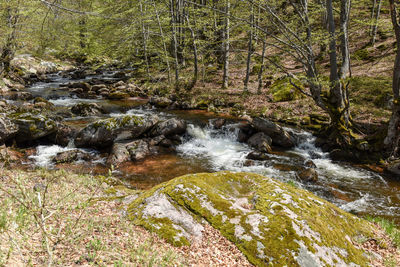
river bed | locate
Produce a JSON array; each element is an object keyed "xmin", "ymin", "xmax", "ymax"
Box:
[{"xmin": 7, "ymin": 70, "xmax": 400, "ymax": 223}]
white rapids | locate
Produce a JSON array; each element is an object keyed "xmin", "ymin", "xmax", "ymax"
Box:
[{"xmin": 177, "ymin": 123, "xmax": 399, "ymax": 218}]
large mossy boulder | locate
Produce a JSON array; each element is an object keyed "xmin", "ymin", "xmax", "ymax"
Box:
[
  {"xmin": 127, "ymin": 172, "xmax": 374, "ymax": 266},
  {"xmin": 74, "ymin": 115, "xmax": 158, "ymax": 148},
  {"xmin": 11, "ymin": 113, "xmax": 57, "ymax": 142}
]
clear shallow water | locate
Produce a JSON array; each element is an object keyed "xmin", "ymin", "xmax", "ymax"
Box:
[{"xmin": 24, "ymin": 72, "xmax": 400, "ymax": 222}]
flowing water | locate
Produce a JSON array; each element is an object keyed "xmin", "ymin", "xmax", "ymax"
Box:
[{"xmin": 8, "ymin": 71, "xmax": 400, "ymax": 222}]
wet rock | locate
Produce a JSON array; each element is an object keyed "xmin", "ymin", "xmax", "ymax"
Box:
[
  {"xmin": 304, "ymin": 159, "xmax": 317, "ymax": 169},
  {"xmin": 247, "ymin": 132, "xmax": 272, "ymax": 153},
  {"xmin": 8, "ymin": 91, "xmax": 33, "ymax": 101},
  {"xmin": 108, "ymin": 136, "xmax": 167, "ymax": 165},
  {"xmin": 128, "ymin": 140, "xmax": 151, "ymax": 161},
  {"xmin": 246, "ymin": 151, "xmax": 270, "ymax": 161},
  {"xmin": 251, "ymin": 117, "xmax": 296, "ymax": 148},
  {"xmin": 113, "ymin": 71, "xmax": 127, "ymax": 79},
  {"xmin": 33, "ymin": 97, "xmax": 55, "ymax": 110},
  {"xmin": 92, "ymin": 84, "xmax": 107, "ymax": 92},
  {"xmin": 107, "ymin": 91, "xmax": 130, "ymax": 100},
  {"xmin": 48, "ymin": 123, "xmax": 78, "ymax": 147},
  {"xmin": 75, "ymin": 115, "xmax": 157, "ymax": 148},
  {"xmin": 0, "ymin": 115, "xmax": 19, "ymax": 144},
  {"xmin": 149, "ymin": 96, "xmax": 173, "ymax": 108},
  {"xmin": 11, "ymin": 113, "xmax": 57, "ymax": 143},
  {"xmin": 237, "ymin": 122, "xmax": 255, "ymax": 143},
  {"xmin": 387, "ymin": 160, "xmax": 400, "ymax": 176},
  {"xmin": 98, "ymin": 88, "xmax": 110, "ymax": 96},
  {"xmin": 297, "ymin": 168, "xmax": 318, "ymax": 182},
  {"xmin": 149, "ymin": 118, "xmax": 187, "ymax": 137},
  {"xmin": 107, "ymin": 142, "xmax": 131, "ymax": 165},
  {"xmin": 114, "ymin": 81, "xmax": 126, "ymax": 87},
  {"xmin": 128, "ymin": 171, "xmax": 375, "ymax": 266},
  {"xmin": 52, "ymin": 149, "xmax": 92, "ymax": 164},
  {"xmin": 68, "ymin": 81, "xmax": 91, "ymax": 91},
  {"xmin": 71, "ymin": 69, "xmax": 87, "ymax": 80},
  {"xmin": 210, "ymin": 118, "xmax": 226, "ymax": 129},
  {"xmin": 71, "ymin": 103, "xmax": 104, "ymax": 117}
]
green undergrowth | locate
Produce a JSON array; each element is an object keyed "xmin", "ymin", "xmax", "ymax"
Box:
[
  {"xmin": 269, "ymin": 76, "xmax": 305, "ymax": 102},
  {"xmin": 349, "ymin": 76, "xmax": 392, "ymax": 107},
  {"xmin": 0, "ymin": 168, "xmax": 185, "ymax": 266},
  {"xmin": 365, "ymin": 216, "xmax": 400, "ymax": 247}
]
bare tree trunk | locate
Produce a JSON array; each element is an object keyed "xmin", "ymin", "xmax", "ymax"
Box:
[
  {"xmin": 244, "ymin": 3, "xmax": 254, "ymax": 93},
  {"xmin": 153, "ymin": 0, "xmax": 172, "ymax": 85},
  {"xmin": 340, "ymin": 0, "xmax": 351, "ymax": 79},
  {"xmin": 371, "ymin": 0, "xmax": 382, "ymax": 46},
  {"xmin": 385, "ymin": 0, "xmax": 400, "ymax": 157},
  {"xmin": 370, "ymin": 0, "xmax": 377, "ymax": 35},
  {"xmin": 222, "ymin": 0, "xmax": 230, "ymax": 89},
  {"xmin": 170, "ymin": 0, "xmax": 180, "ymax": 90},
  {"xmin": 139, "ymin": 1, "xmax": 150, "ymax": 80},
  {"xmin": 186, "ymin": 15, "xmax": 198, "ymax": 90},
  {"xmin": 257, "ymin": 39, "xmax": 266, "ymax": 94},
  {"xmin": 327, "ymin": 0, "xmax": 351, "ymax": 128}
]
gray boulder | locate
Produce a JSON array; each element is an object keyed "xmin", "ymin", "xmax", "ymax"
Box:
[
  {"xmin": 251, "ymin": 118, "xmax": 296, "ymax": 148},
  {"xmin": 11, "ymin": 113, "xmax": 57, "ymax": 142},
  {"xmin": 0, "ymin": 115, "xmax": 18, "ymax": 144},
  {"xmin": 52, "ymin": 149, "xmax": 92, "ymax": 164},
  {"xmin": 149, "ymin": 118, "xmax": 186, "ymax": 137},
  {"xmin": 71, "ymin": 103, "xmax": 104, "ymax": 117},
  {"xmin": 247, "ymin": 132, "xmax": 272, "ymax": 153},
  {"xmin": 387, "ymin": 160, "xmax": 400, "ymax": 176},
  {"xmin": 74, "ymin": 115, "xmax": 157, "ymax": 148}
]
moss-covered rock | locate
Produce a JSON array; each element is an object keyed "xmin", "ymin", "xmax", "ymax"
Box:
[
  {"xmin": 11, "ymin": 113, "xmax": 57, "ymax": 142},
  {"xmin": 269, "ymin": 77, "xmax": 305, "ymax": 102},
  {"xmin": 71, "ymin": 103, "xmax": 104, "ymax": 117},
  {"xmin": 127, "ymin": 172, "xmax": 375, "ymax": 266},
  {"xmin": 74, "ymin": 115, "xmax": 158, "ymax": 148}
]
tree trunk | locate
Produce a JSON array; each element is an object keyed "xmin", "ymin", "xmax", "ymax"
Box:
[
  {"xmin": 170, "ymin": 0, "xmax": 180, "ymax": 90},
  {"xmin": 244, "ymin": 3, "xmax": 254, "ymax": 93},
  {"xmin": 186, "ymin": 15, "xmax": 198, "ymax": 90},
  {"xmin": 385, "ymin": 0, "xmax": 400, "ymax": 157},
  {"xmin": 257, "ymin": 39, "xmax": 266, "ymax": 94},
  {"xmin": 371, "ymin": 0, "xmax": 382, "ymax": 46},
  {"xmin": 327, "ymin": 0, "xmax": 351, "ymax": 130},
  {"xmin": 139, "ymin": 1, "xmax": 150, "ymax": 80},
  {"xmin": 153, "ymin": 0, "xmax": 172, "ymax": 85},
  {"xmin": 222, "ymin": 0, "xmax": 230, "ymax": 89},
  {"xmin": 340, "ymin": 0, "xmax": 351, "ymax": 79}
]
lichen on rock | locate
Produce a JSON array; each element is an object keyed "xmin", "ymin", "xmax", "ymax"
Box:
[{"xmin": 127, "ymin": 171, "xmax": 375, "ymax": 266}]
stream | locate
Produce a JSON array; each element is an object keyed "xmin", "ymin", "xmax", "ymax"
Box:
[{"xmin": 7, "ymin": 70, "xmax": 400, "ymax": 223}]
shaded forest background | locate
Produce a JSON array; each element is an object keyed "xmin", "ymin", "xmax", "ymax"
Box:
[{"xmin": 1, "ymin": 0, "xmax": 400, "ymax": 160}]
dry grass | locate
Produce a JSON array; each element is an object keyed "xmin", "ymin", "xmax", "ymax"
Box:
[{"xmin": 0, "ymin": 168, "xmax": 252, "ymax": 266}]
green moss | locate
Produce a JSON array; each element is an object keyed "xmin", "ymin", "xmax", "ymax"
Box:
[
  {"xmin": 269, "ymin": 77, "xmax": 305, "ymax": 102},
  {"xmin": 92, "ymin": 115, "xmax": 143, "ymax": 131},
  {"xmin": 352, "ymin": 48, "xmax": 372, "ymax": 61},
  {"xmin": 127, "ymin": 172, "xmax": 374, "ymax": 266}
]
